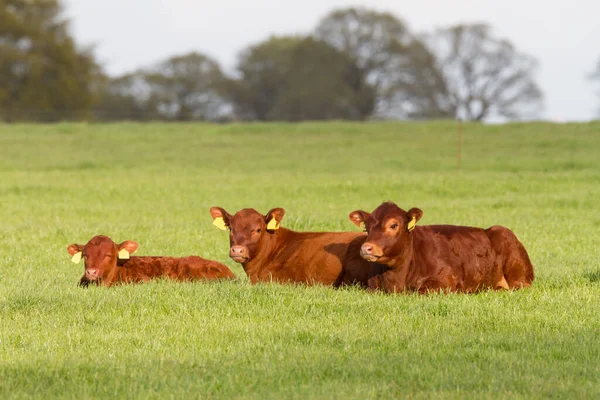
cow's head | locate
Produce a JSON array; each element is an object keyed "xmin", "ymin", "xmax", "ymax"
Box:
[
  {"xmin": 210, "ymin": 207, "xmax": 285, "ymax": 264},
  {"xmin": 67, "ymin": 235, "xmax": 138, "ymax": 285},
  {"xmin": 348, "ymin": 202, "xmax": 423, "ymax": 265}
]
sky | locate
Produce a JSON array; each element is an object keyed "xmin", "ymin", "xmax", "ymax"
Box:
[{"xmin": 65, "ymin": 0, "xmax": 600, "ymax": 121}]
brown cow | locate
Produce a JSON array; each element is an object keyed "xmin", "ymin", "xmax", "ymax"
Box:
[
  {"xmin": 348, "ymin": 202, "xmax": 534, "ymax": 293},
  {"xmin": 209, "ymin": 207, "xmax": 374, "ymax": 286},
  {"xmin": 67, "ymin": 235, "xmax": 235, "ymax": 287}
]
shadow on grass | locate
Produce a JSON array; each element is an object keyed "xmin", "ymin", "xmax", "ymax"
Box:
[{"xmin": 583, "ymin": 270, "xmax": 600, "ymax": 283}]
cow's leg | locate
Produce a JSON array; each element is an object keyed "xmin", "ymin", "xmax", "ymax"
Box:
[
  {"xmin": 495, "ymin": 275, "xmax": 510, "ymax": 290},
  {"xmin": 486, "ymin": 226, "xmax": 534, "ymax": 289}
]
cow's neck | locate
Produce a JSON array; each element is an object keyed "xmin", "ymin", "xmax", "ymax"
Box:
[
  {"xmin": 103, "ymin": 258, "xmax": 136, "ymax": 286},
  {"xmin": 101, "ymin": 262, "xmax": 121, "ymax": 286},
  {"xmin": 382, "ymin": 235, "xmax": 416, "ymax": 291},
  {"xmin": 242, "ymin": 228, "xmax": 292, "ymax": 281}
]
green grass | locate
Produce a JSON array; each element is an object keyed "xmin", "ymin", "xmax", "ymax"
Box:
[{"xmin": 1, "ymin": 121, "xmax": 599, "ymax": 399}]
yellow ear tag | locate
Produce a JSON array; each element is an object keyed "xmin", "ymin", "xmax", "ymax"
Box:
[
  {"xmin": 266, "ymin": 217, "xmax": 279, "ymax": 230},
  {"xmin": 118, "ymin": 249, "xmax": 130, "ymax": 260},
  {"xmin": 213, "ymin": 217, "xmax": 227, "ymax": 231},
  {"xmin": 407, "ymin": 216, "xmax": 416, "ymax": 232},
  {"xmin": 359, "ymin": 222, "xmax": 366, "ymax": 231},
  {"xmin": 71, "ymin": 252, "xmax": 82, "ymax": 264}
]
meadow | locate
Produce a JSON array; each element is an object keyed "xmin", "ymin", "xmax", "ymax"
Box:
[{"xmin": 0, "ymin": 121, "xmax": 599, "ymax": 399}]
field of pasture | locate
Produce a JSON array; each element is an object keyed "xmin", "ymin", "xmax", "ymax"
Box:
[{"xmin": 0, "ymin": 121, "xmax": 599, "ymax": 398}]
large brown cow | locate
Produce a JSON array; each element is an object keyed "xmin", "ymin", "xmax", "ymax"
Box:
[
  {"xmin": 209, "ymin": 207, "xmax": 373, "ymax": 286},
  {"xmin": 348, "ymin": 202, "xmax": 534, "ymax": 293},
  {"xmin": 67, "ymin": 235, "xmax": 235, "ymax": 287}
]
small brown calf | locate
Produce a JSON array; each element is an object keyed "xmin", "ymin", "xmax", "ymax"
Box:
[{"xmin": 67, "ymin": 235, "xmax": 235, "ymax": 287}]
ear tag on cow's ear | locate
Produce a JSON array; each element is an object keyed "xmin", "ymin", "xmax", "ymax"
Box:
[
  {"xmin": 71, "ymin": 252, "xmax": 82, "ymax": 264},
  {"xmin": 267, "ymin": 217, "xmax": 279, "ymax": 230},
  {"xmin": 118, "ymin": 249, "xmax": 130, "ymax": 260},
  {"xmin": 213, "ymin": 217, "xmax": 227, "ymax": 231},
  {"xmin": 359, "ymin": 222, "xmax": 366, "ymax": 232},
  {"xmin": 407, "ymin": 216, "xmax": 417, "ymax": 232}
]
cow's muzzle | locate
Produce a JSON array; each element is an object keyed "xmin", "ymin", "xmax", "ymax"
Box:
[
  {"xmin": 360, "ymin": 242, "xmax": 383, "ymax": 262},
  {"xmin": 229, "ymin": 245, "xmax": 249, "ymax": 263},
  {"xmin": 85, "ymin": 268, "xmax": 102, "ymax": 281}
]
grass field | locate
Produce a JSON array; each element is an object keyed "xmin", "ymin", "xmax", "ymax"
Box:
[{"xmin": 0, "ymin": 121, "xmax": 599, "ymax": 399}]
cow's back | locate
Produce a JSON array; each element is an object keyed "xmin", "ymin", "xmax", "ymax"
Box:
[
  {"xmin": 112, "ymin": 256, "xmax": 235, "ymax": 284},
  {"xmin": 410, "ymin": 225, "xmax": 501, "ymax": 291},
  {"xmin": 257, "ymin": 231, "xmax": 368, "ymax": 285},
  {"xmin": 180, "ymin": 256, "xmax": 236, "ymax": 280}
]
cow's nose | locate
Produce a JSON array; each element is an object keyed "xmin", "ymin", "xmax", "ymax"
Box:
[
  {"xmin": 85, "ymin": 269, "xmax": 99, "ymax": 279},
  {"xmin": 230, "ymin": 246, "xmax": 248, "ymax": 256},
  {"xmin": 361, "ymin": 243, "xmax": 374, "ymax": 255}
]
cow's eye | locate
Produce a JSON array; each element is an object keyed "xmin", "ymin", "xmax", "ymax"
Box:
[
  {"xmin": 390, "ymin": 223, "xmax": 398, "ymax": 229},
  {"xmin": 256, "ymin": 228, "xmax": 262, "ymax": 233}
]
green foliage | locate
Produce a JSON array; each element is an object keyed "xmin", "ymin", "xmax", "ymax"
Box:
[
  {"xmin": 315, "ymin": 7, "xmax": 415, "ymax": 117},
  {"xmin": 1, "ymin": 121, "xmax": 599, "ymax": 398},
  {"xmin": 94, "ymin": 52, "xmax": 226, "ymax": 121},
  {"xmin": 92, "ymin": 73, "xmax": 163, "ymax": 121},
  {"xmin": 0, "ymin": 0, "xmax": 100, "ymax": 122},
  {"xmin": 228, "ymin": 36, "xmax": 376, "ymax": 121},
  {"xmin": 144, "ymin": 52, "xmax": 226, "ymax": 121},
  {"xmin": 315, "ymin": 7, "xmax": 412, "ymax": 73}
]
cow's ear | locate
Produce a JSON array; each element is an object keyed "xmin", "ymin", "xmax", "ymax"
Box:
[
  {"xmin": 348, "ymin": 210, "xmax": 370, "ymax": 229},
  {"xmin": 118, "ymin": 241, "xmax": 138, "ymax": 259},
  {"xmin": 406, "ymin": 208, "xmax": 424, "ymax": 231},
  {"xmin": 67, "ymin": 244, "xmax": 84, "ymax": 256},
  {"xmin": 265, "ymin": 208, "xmax": 285, "ymax": 230},
  {"xmin": 210, "ymin": 207, "xmax": 232, "ymax": 231},
  {"xmin": 67, "ymin": 244, "xmax": 84, "ymax": 264}
]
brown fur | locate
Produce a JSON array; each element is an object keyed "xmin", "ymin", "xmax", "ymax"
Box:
[
  {"xmin": 349, "ymin": 202, "xmax": 534, "ymax": 293},
  {"xmin": 210, "ymin": 207, "xmax": 373, "ymax": 286},
  {"xmin": 67, "ymin": 235, "xmax": 235, "ymax": 287}
]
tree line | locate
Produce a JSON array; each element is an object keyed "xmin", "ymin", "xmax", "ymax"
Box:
[{"xmin": 1, "ymin": 0, "xmax": 598, "ymax": 123}]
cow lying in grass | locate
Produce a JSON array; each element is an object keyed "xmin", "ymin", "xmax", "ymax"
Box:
[
  {"xmin": 210, "ymin": 207, "xmax": 374, "ymax": 286},
  {"xmin": 67, "ymin": 235, "xmax": 235, "ymax": 287},
  {"xmin": 348, "ymin": 202, "xmax": 534, "ymax": 293}
]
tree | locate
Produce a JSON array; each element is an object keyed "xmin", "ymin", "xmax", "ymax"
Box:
[
  {"xmin": 226, "ymin": 36, "xmax": 298, "ymax": 121},
  {"xmin": 0, "ymin": 0, "xmax": 100, "ymax": 122},
  {"xmin": 94, "ymin": 52, "xmax": 227, "ymax": 121},
  {"xmin": 368, "ymin": 38, "xmax": 449, "ymax": 119},
  {"xmin": 407, "ymin": 24, "xmax": 544, "ymax": 121},
  {"xmin": 92, "ymin": 72, "xmax": 162, "ymax": 121},
  {"xmin": 227, "ymin": 35, "xmax": 375, "ymax": 121},
  {"xmin": 315, "ymin": 8, "xmax": 543, "ymax": 121},
  {"xmin": 314, "ymin": 7, "xmax": 416, "ymax": 117},
  {"xmin": 277, "ymin": 37, "xmax": 376, "ymax": 120},
  {"xmin": 144, "ymin": 52, "xmax": 226, "ymax": 121}
]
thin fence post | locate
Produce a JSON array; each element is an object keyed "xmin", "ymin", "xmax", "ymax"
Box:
[{"xmin": 457, "ymin": 118, "xmax": 463, "ymax": 170}]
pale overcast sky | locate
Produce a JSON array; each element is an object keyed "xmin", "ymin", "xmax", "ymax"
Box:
[{"xmin": 65, "ymin": 0, "xmax": 600, "ymax": 121}]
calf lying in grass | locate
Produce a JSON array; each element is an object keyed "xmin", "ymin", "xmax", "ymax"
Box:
[
  {"xmin": 349, "ymin": 202, "xmax": 534, "ymax": 293},
  {"xmin": 67, "ymin": 235, "xmax": 235, "ymax": 287},
  {"xmin": 210, "ymin": 206, "xmax": 373, "ymax": 286}
]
